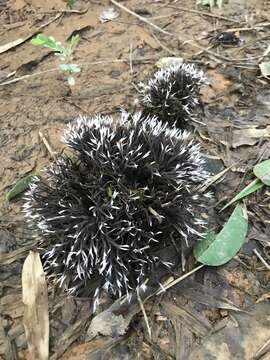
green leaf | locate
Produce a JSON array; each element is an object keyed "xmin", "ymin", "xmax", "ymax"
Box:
[
  {"xmin": 69, "ymin": 35, "xmax": 80, "ymax": 51},
  {"xmin": 31, "ymin": 34, "xmax": 64, "ymax": 53},
  {"xmin": 31, "ymin": 35, "xmax": 47, "ymax": 46},
  {"xmin": 6, "ymin": 175, "xmax": 37, "ymax": 201},
  {"xmin": 220, "ymin": 178, "xmax": 264, "ymax": 211},
  {"xmin": 63, "ymin": 35, "xmax": 80, "ymax": 57},
  {"xmin": 194, "ymin": 204, "xmax": 248, "ymax": 266},
  {"xmin": 253, "ymin": 159, "xmax": 270, "ymax": 186},
  {"xmin": 59, "ymin": 64, "xmax": 80, "ymax": 73},
  {"xmin": 59, "ymin": 64, "xmax": 70, "ymax": 72},
  {"xmin": 68, "ymin": 64, "xmax": 81, "ymax": 73}
]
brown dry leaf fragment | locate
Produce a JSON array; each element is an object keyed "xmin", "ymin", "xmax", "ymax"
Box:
[
  {"xmin": 86, "ymin": 287, "xmax": 155, "ymax": 340},
  {"xmin": 232, "ymin": 126, "xmax": 270, "ymax": 148},
  {"xmin": 172, "ymin": 318, "xmax": 194, "ymax": 360},
  {"xmin": 181, "ymin": 282, "xmax": 243, "ymax": 312},
  {"xmin": 0, "ymin": 317, "xmax": 17, "ymax": 359},
  {"xmin": 188, "ymin": 302, "xmax": 270, "ymax": 360},
  {"xmin": 22, "ymin": 251, "xmax": 49, "ymax": 360},
  {"xmin": 162, "ymin": 301, "xmax": 212, "ymax": 338},
  {"xmin": 50, "ymin": 318, "xmax": 88, "ymax": 360},
  {"xmin": 1, "ymin": 294, "xmax": 24, "ymax": 319},
  {"xmin": 0, "ymin": 242, "xmax": 37, "ymax": 265}
]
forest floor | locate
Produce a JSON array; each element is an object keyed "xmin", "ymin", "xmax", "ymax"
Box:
[{"xmin": 0, "ymin": 0, "xmax": 270, "ymax": 359}]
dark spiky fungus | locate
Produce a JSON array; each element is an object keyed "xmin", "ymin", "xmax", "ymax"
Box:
[
  {"xmin": 24, "ymin": 113, "xmax": 211, "ymax": 308},
  {"xmin": 138, "ymin": 63, "xmax": 205, "ymax": 127}
]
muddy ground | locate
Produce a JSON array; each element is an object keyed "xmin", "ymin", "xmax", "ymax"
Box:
[{"xmin": 0, "ymin": 0, "xmax": 270, "ymax": 359}]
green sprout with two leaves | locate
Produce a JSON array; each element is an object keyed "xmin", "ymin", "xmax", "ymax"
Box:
[{"xmin": 31, "ymin": 34, "xmax": 80, "ymax": 86}]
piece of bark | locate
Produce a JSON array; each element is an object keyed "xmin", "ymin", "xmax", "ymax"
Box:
[{"xmin": 22, "ymin": 251, "xmax": 49, "ymax": 360}]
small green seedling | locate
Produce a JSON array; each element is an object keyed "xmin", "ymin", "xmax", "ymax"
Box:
[
  {"xmin": 31, "ymin": 34, "xmax": 80, "ymax": 86},
  {"xmin": 196, "ymin": 0, "xmax": 223, "ymax": 8},
  {"xmin": 221, "ymin": 159, "xmax": 270, "ymax": 211}
]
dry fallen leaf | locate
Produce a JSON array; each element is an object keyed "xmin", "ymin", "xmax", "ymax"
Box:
[
  {"xmin": 232, "ymin": 126, "xmax": 270, "ymax": 148},
  {"xmin": 22, "ymin": 251, "xmax": 49, "ymax": 360},
  {"xmin": 86, "ymin": 287, "xmax": 155, "ymax": 341},
  {"xmin": 155, "ymin": 57, "xmax": 184, "ymax": 68},
  {"xmin": 99, "ymin": 7, "xmax": 120, "ymax": 23}
]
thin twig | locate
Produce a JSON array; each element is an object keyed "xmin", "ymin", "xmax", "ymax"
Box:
[
  {"xmin": 187, "ymin": 42, "xmax": 232, "ymax": 62},
  {"xmin": 166, "ymin": 5, "xmax": 241, "ymax": 24},
  {"xmin": 253, "ymin": 338, "xmax": 270, "ymax": 360},
  {"xmin": 193, "ymin": 44, "xmax": 215, "ymax": 57},
  {"xmin": 110, "ymin": 0, "xmax": 173, "ymax": 36},
  {"xmin": 137, "ymin": 287, "xmax": 152, "ymax": 339},
  {"xmin": 197, "ymin": 164, "xmax": 235, "ymax": 192},
  {"xmin": 148, "ymin": 207, "xmax": 163, "ymax": 224},
  {"xmin": 39, "ymin": 131, "xmax": 56, "ymax": 160},
  {"xmin": 0, "ymin": 56, "xmax": 160, "ymax": 86},
  {"xmin": 230, "ymin": 35, "xmax": 270, "ymax": 55},
  {"xmin": 151, "ymin": 31, "xmax": 176, "ymax": 55},
  {"xmin": 157, "ymin": 265, "xmax": 204, "ymax": 294},
  {"xmin": 129, "ymin": 42, "xmax": 133, "ymax": 74},
  {"xmin": 40, "ymin": 7, "xmax": 89, "ymax": 14},
  {"xmin": 253, "ymin": 249, "xmax": 270, "ymax": 271}
]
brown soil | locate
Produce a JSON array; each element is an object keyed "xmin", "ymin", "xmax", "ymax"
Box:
[{"xmin": 0, "ymin": 0, "xmax": 270, "ymax": 359}]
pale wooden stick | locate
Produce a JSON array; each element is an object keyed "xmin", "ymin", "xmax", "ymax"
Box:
[
  {"xmin": 137, "ymin": 287, "xmax": 152, "ymax": 339},
  {"xmin": 39, "ymin": 131, "xmax": 56, "ymax": 160},
  {"xmin": 157, "ymin": 264, "xmax": 204, "ymax": 294},
  {"xmin": 110, "ymin": 0, "xmax": 172, "ymax": 36},
  {"xmin": 253, "ymin": 249, "xmax": 270, "ymax": 271}
]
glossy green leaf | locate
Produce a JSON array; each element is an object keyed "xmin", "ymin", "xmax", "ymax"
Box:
[
  {"xmin": 194, "ymin": 204, "xmax": 248, "ymax": 266},
  {"xmin": 220, "ymin": 178, "xmax": 264, "ymax": 211},
  {"xmin": 253, "ymin": 159, "xmax": 270, "ymax": 186},
  {"xmin": 6, "ymin": 175, "xmax": 37, "ymax": 201}
]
